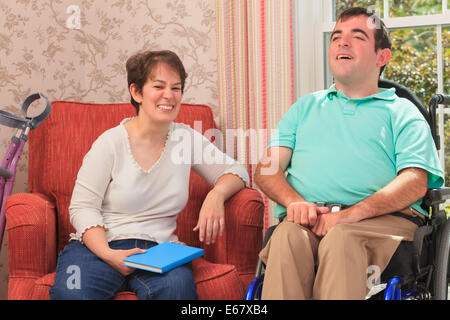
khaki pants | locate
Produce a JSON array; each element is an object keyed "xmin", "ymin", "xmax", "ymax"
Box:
[{"xmin": 259, "ymin": 214, "xmax": 419, "ymax": 300}]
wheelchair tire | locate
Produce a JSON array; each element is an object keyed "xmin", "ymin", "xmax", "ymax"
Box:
[{"xmin": 433, "ymin": 217, "xmax": 449, "ymax": 300}]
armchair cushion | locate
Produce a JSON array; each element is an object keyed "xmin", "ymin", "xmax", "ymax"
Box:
[{"xmin": 30, "ymin": 258, "xmax": 243, "ymax": 300}]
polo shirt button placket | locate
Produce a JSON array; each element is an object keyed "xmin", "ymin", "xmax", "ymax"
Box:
[{"xmin": 342, "ymin": 99, "xmax": 356, "ymax": 115}]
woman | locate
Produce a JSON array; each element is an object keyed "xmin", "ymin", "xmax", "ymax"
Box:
[{"xmin": 50, "ymin": 50, "xmax": 249, "ymax": 300}]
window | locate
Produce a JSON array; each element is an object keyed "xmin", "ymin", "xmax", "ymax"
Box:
[{"xmin": 294, "ymin": 0, "xmax": 450, "ymax": 210}]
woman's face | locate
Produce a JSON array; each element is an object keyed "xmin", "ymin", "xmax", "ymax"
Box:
[{"xmin": 131, "ymin": 62, "xmax": 183, "ymax": 125}]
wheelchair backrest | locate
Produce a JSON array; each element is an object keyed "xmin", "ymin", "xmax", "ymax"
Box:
[{"xmin": 378, "ymin": 79, "xmax": 432, "ymax": 129}]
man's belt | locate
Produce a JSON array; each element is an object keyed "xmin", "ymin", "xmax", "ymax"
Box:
[
  {"xmin": 390, "ymin": 212, "xmax": 425, "ymax": 227},
  {"xmin": 315, "ymin": 202, "xmax": 350, "ymax": 212}
]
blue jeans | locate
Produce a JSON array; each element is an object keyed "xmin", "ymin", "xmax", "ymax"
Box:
[{"xmin": 49, "ymin": 239, "xmax": 198, "ymax": 300}]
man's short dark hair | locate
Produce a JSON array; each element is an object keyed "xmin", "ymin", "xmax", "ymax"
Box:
[
  {"xmin": 337, "ymin": 7, "xmax": 391, "ymax": 75},
  {"xmin": 126, "ymin": 50, "xmax": 188, "ymax": 114}
]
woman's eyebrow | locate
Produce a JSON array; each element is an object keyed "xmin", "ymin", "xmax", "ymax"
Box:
[{"xmin": 152, "ymin": 79, "xmax": 182, "ymax": 86}]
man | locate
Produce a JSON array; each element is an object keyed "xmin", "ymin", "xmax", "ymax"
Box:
[{"xmin": 255, "ymin": 7, "xmax": 444, "ymax": 300}]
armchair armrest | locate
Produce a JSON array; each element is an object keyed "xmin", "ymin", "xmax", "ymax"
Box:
[
  {"xmin": 204, "ymin": 188, "xmax": 264, "ymax": 278},
  {"xmin": 423, "ymin": 187, "xmax": 450, "ymax": 207},
  {"xmin": 6, "ymin": 193, "xmax": 57, "ymax": 279}
]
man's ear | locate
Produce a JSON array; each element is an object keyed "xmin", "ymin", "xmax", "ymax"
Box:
[
  {"xmin": 376, "ymin": 48, "xmax": 392, "ymax": 68},
  {"xmin": 129, "ymin": 83, "xmax": 143, "ymax": 104}
]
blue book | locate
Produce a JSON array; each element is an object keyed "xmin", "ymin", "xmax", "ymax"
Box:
[{"xmin": 123, "ymin": 242, "xmax": 204, "ymax": 274}]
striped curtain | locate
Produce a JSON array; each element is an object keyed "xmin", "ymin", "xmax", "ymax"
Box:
[{"xmin": 215, "ymin": 0, "xmax": 294, "ymax": 228}]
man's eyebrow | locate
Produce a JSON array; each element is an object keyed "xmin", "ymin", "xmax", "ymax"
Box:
[
  {"xmin": 351, "ymin": 28, "xmax": 369, "ymax": 39},
  {"xmin": 331, "ymin": 30, "xmax": 342, "ymax": 38},
  {"xmin": 330, "ymin": 28, "xmax": 370, "ymax": 39}
]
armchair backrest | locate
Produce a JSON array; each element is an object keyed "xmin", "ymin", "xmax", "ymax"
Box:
[{"xmin": 28, "ymin": 101, "xmax": 216, "ymax": 253}]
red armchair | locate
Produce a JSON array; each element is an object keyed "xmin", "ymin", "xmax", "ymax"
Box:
[{"xmin": 5, "ymin": 101, "xmax": 264, "ymax": 300}]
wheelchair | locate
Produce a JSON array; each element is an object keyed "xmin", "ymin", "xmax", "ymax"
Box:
[{"xmin": 246, "ymin": 80, "xmax": 450, "ymax": 300}]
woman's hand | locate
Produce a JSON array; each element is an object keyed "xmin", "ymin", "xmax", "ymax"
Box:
[
  {"xmin": 193, "ymin": 189, "xmax": 226, "ymax": 245},
  {"xmin": 193, "ymin": 173, "xmax": 245, "ymax": 245},
  {"xmin": 82, "ymin": 226, "xmax": 145, "ymax": 276},
  {"xmin": 103, "ymin": 247, "xmax": 146, "ymax": 276}
]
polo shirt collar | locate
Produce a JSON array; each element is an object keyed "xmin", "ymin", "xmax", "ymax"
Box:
[{"xmin": 326, "ymin": 84, "xmax": 397, "ymax": 101}]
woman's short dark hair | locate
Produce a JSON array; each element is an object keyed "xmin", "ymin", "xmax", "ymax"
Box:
[
  {"xmin": 126, "ymin": 50, "xmax": 188, "ymax": 114},
  {"xmin": 336, "ymin": 7, "xmax": 391, "ymax": 75}
]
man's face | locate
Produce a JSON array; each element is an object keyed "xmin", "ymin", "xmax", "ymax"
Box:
[{"xmin": 328, "ymin": 14, "xmax": 389, "ymax": 86}]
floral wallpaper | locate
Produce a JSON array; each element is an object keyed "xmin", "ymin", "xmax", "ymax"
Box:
[{"xmin": 0, "ymin": 0, "xmax": 219, "ymax": 299}]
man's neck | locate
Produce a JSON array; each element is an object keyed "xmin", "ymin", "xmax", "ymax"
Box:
[{"xmin": 334, "ymin": 81, "xmax": 379, "ymax": 99}]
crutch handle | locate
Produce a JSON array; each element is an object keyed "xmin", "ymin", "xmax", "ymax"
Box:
[
  {"xmin": 0, "ymin": 93, "xmax": 51, "ymax": 130},
  {"xmin": 21, "ymin": 93, "xmax": 52, "ymax": 130}
]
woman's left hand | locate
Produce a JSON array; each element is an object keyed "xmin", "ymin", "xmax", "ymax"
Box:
[{"xmin": 193, "ymin": 189, "xmax": 226, "ymax": 245}]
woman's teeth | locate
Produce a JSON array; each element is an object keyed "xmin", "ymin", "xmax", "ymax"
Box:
[{"xmin": 157, "ymin": 105, "xmax": 173, "ymax": 110}]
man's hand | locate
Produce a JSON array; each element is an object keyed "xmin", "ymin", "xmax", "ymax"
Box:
[
  {"xmin": 286, "ymin": 201, "xmax": 329, "ymax": 227},
  {"xmin": 311, "ymin": 211, "xmax": 341, "ymax": 237}
]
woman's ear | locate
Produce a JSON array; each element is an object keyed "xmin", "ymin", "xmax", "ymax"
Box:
[
  {"xmin": 129, "ymin": 83, "xmax": 143, "ymax": 104},
  {"xmin": 376, "ymin": 48, "xmax": 392, "ymax": 68}
]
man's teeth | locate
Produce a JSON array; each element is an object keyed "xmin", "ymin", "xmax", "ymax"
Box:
[
  {"xmin": 157, "ymin": 105, "xmax": 173, "ymax": 110},
  {"xmin": 338, "ymin": 55, "xmax": 352, "ymax": 60}
]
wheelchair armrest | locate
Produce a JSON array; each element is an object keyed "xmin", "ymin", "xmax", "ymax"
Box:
[
  {"xmin": 412, "ymin": 225, "xmax": 434, "ymax": 275},
  {"xmin": 422, "ymin": 187, "xmax": 450, "ymax": 207}
]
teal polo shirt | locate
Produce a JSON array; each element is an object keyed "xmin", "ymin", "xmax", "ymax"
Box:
[{"xmin": 269, "ymin": 85, "xmax": 444, "ymax": 218}]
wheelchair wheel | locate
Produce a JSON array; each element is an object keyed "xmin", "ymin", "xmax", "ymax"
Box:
[
  {"xmin": 433, "ymin": 217, "xmax": 449, "ymax": 300},
  {"xmin": 245, "ymin": 275, "xmax": 264, "ymax": 300}
]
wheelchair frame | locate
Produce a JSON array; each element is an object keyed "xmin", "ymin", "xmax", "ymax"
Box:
[
  {"xmin": 246, "ymin": 82, "xmax": 450, "ymax": 300},
  {"xmin": 0, "ymin": 93, "xmax": 51, "ymax": 250}
]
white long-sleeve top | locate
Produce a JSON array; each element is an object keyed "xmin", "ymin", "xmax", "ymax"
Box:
[{"xmin": 69, "ymin": 118, "xmax": 249, "ymax": 244}]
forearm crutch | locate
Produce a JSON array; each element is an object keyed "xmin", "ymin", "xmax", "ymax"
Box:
[{"xmin": 0, "ymin": 93, "xmax": 51, "ymax": 249}]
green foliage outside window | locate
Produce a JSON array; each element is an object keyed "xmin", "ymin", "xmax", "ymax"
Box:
[
  {"xmin": 334, "ymin": 0, "xmax": 443, "ymax": 17},
  {"xmin": 390, "ymin": 0, "xmax": 442, "ymax": 17}
]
